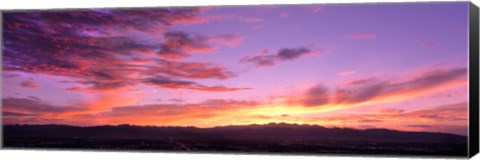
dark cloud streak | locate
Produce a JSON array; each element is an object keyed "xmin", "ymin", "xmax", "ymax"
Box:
[
  {"xmin": 240, "ymin": 47, "xmax": 318, "ymax": 67},
  {"xmin": 2, "ymin": 97, "xmax": 84, "ymax": 114},
  {"xmin": 143, "ymin": 76, "xmax": 250, "ymax": 92}
]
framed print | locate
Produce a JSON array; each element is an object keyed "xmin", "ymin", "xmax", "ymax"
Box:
[{"xmin": 1, "ymin": 1, "xmax": 479, "ymax": 158}]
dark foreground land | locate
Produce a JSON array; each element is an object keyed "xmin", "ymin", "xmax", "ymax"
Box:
[{"xmin": 3, "ymin": 123, "xmax": 468, "ymax": 156}]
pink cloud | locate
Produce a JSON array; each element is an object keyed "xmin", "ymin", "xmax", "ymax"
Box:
[
  {"xmin": 310, "ymin": 6, "xmax": 324, "ymax": 13},
  {"xmin": 241, "ymin": 18, "xmax": 264, "ymax": 23},
  {"xmin": 337, "ymin": 70, "xmax": 355, "ymax": 76},
  {"xmin": 209, "ymin": 33, "xmax": 245, "ymax": 47},
  {"xmin": 206, "ymin": 14, "xmax": 238, "ymax": 22},
  {"xmin": 349, "ymin": 32, "xmax": 377, "ymax": 39},
  {"xmin": 419, "ymin": 40, "xmax": 436, "ymax": 48},
  {"xmin": 280, "ymin": 13, "xmax": 289, "ymax": 18},
  {"xmin": 145, "ymin": 59, "xmax": 237, "ymax": 80}
]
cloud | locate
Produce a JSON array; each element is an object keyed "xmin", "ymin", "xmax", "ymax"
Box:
[
  {"xmin": 280, "ymin": 13, "xmax": 289, "ymax": 18},
  {"xmin": 146, "ymin": 59, "xmax": 237, "ymax": 80},
  {"xmin": 65, "ymin": 87, "xmax": 97, "ymax": 94},
  {"xmin": 335, "ymin": 82, "xmax": 387, "ymax": 104},
  {"xmin": 157, "ymin": 31, "xmax": 216, "ymax": 59},
  {"xmin": 82, "ymin": 90, "xmax": 145, "ymax": 114},
  {"xmin": 240, "ymin": 52, "xmax": 277, "ymax": 67},
  {"xmin": 337, "ymin": 70, "xmax": 355, "ymax": 76},
  {"xmin": 2, "ymin": 91, "xmax": 467, "ymax": 135},
  {"xmin": 349, "ymin": 32, "xmax": 377, "ymax": 39},
  {"xmin": 62, "ymin": 58, "xmax": 241, "ymax": 92},
  {"xmin": 157, "ymin": 31, "xmax": 245, "ymax": 59},
  {"xmin": 143, "ymin": 76, "xmax": 250, "ymax": 92},
  {"xmin": 240, "ymin": 47, "xmax": 320, "ymax": 67},
  {"xmin": 2, "ymin": 97, "xmax": 84, "ymax": 115},
  {"xmin": 310, "ymin": 6, "xmax": 324, "ymax": 13},
  {"xmin": 3, "ymin": 10, "xmax": 246, "ymax": 93},
  {"xmin": 169, "ymin": 98, "xmax": 185, "ymax": 103},
  {"xmin": 405, "ymin": 102, "xmax": 468, "ymax": 121},
  {"xmin": 3, "ymin": 8, "xmax": 206, "ymax": 45},
  {"xmin": 3, "ymin": 112, "xmax": 37, "ymax": 117},
  {"xmin": 378, "ymin": 108, "xmax": 404, "ymax": 114},
  {"xmin": 70, "ymin": 80, "xmax": 133, "ymax": 91},
  {"xmin": 89, "ymin": 98, "xmax": 258, "ymax": 125},
  {"xmin": 3, "ymin": 90, "xmax": 145, "ymax": 118},
  {"xmin": 209, "ymin": 33, "xmax": 245, "ymax": 47},
  {"xmin": 241, "ymin": 18, "xmax": 264, "ymax": 23},
  {"xmin": 205, "ymin": 14, "xmax": 238, "ymax": 22},
  {"xmin": 302, "ymin": 84, "xmax": 330, "ymax": 107},
  {"xmin": 277, "ymin": 47, "xmax": 314, "ymax": 60},
  {"xmin": 419, "ymin": 40, "xmax": 436, "ymax": 48},
  {"xmin": 3, "ymin": 116, "xmax": 66, "ymax": 125},
  {"xmin": 279, "ymin": 67, "xmax": 467, "ymax": 109},
  {"xmin": 3, "ymin": 97, "xmax": 259, "ymax": 126},
  {"xmin": 346, "ymin": 77, "xmax": 377, "ymax": 85},
  {"xmin": 394, "ymin": 102, "xmax": 467, "ymax": 122},
  {"xmin": 358, "ymin": 119, "xmax": 383, "ymax": 123},
  {"xmin": 3, "ymin": 73, "xmax": 20, "ymax": 78},
  {"xmin": 27, "ymin": 96, "xmax": 40, "ymax": 101},
  {"xmin": 301, "ymin": 102, "xmax": 467, "ymax": 135},
  {"xmin": 20, "ymin": 79, "xmax": 40, "ymax": 89},
  {"xmin": 335, "ymin": 68, "xmax": 467, "ymax": 104},
  {"xmin": 407, "ymin": 125, "xmax": 433, "ymax": 128}
]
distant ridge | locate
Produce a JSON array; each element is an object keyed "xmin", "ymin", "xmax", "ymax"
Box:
[{"xmin": 4, "ymin": 123, "xmax": 467, "ymax": 144}]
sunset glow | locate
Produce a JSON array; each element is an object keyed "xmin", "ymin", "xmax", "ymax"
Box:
[{"xmin": 2, "ymin": 2, "xmax": 469, "ymax": 136}]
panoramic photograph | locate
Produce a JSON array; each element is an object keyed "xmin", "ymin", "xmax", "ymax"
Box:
[{"xmin": 2, "ymin": 2, "xmax": 470, "ymax": 156}]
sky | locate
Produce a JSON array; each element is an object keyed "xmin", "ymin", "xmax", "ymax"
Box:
[{"xmin": 1, "ymin": 2, "xmax": 470, "ymax": 135}]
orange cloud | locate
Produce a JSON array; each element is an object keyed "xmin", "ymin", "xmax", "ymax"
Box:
[
  {"xmin": 295, "ymin": 102, "xmax": 468, "ymax": 135},
  {"xmin": 3, "ymin": 94, "xmax": 468, "ymax": 135},
  {"xmin": 2, "ymin": 63, "xmax": 468, "ymax": 136},
  {"xmin": 64, "ymin": 99, "xmax": 260, "ymax": 126},
  {"xmin": 3, "ymin": 87, "xmax": 145, "ymax": 122},
  {"xmin": 83, "ymin": 91, "xmax": 144, "ymax": 113}
]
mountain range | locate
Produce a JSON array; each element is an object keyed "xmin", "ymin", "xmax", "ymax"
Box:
[{"xmin": 3, "ymin": 122, "xmax": 467, "ymax": 144}]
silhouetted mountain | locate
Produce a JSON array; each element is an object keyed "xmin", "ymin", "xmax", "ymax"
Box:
[{"xmin": 3, "ymin": 123, "xmax": 467, "ymax": 144}]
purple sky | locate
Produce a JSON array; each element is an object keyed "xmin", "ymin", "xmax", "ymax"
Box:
[{"xmin": 2, "ymin": 2, "xmax": 470, "ymax": 135}]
